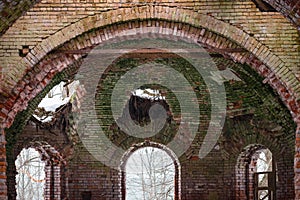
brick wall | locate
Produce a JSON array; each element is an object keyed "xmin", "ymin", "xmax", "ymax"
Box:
[
  {"xmin": 3, "ymin": 52, "xmax": 295, "ymax": 199},
  {"xmin": 262, "ymin": 0, "xmax": 300, "ymax": 29},
  {"xmin": 0, "ymin": 0, "xmax": 40, "ymax": 36},
  {"xmin": 0, "ymin": 129, "xmax": 7, "ymax": 199},
  {"xmin": 0, "ymin": 1, "xmax": 299, "ymax": 94},
  {"xmin": 0, "ymin": 1, "xmax": 299, "ymax": 199},
  {"xmin": 6, "ymin": 121, "xmax": 69, "ymax": 200},
  {"xmin": 69, "ymin": 54, "xmax": 294, "ymax": 199}
]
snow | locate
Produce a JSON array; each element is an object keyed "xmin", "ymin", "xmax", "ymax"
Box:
[
  {"xmin": 132, "ymin": 88, "xmax": 165, "ymax": 100},
  {"xmin": 33, "ymin": 81, "xmax": 79, "ymax": 122}
]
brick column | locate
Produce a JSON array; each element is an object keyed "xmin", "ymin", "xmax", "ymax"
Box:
[
  {"xmin": 295, "ymin": 125, "xmax": 300, "ymax": 199},
  {"xmin": 44, "ymin": 165, "xmax": 51, "ymax": 200},
  {"xmin": 53, "ymin": 165, "xmax": 61, "ymax": 200},
  {"xmin": 0, "ymin": 129, "xmax": 7, "ymax": 200}
]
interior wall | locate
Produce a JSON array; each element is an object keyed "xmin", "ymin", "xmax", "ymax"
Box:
[
  {"xmin": 0, "ymin": 1, "xmax": 299, "ymax": 199},
  {"xmin": 5, "ymin": 51, "xmax": 295, "ymax": 199}
]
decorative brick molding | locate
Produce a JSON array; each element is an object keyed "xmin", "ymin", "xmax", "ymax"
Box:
[{"xmin": 1, "ymin": 4, "xmax": 299, "ymax": 98}]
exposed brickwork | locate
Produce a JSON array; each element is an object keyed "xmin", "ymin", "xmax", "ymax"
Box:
[
  {"xmin": 236, "ymin": 145, "xmax": 272, "ymax": 200},
  {"xmin": 0, "ymin": 1, "xmax": 299, "ymax": 200},
  {"xmin": 263, "ymin": 0, "xmax": 300, "ymax": 30},
  {"xmin": 120, "ymin": 141, "xmax": 181, "ymax": 200},
  {"xmin": 75, "ymin": 53, "xmax": 294, "ymax": 199},
  {"xmin": 0, "ymin": 129, "xmax": 7, "ymax": 200},
  {"xmin": 0, "ymin": 1, "xmax": 299, "ymax": 36},
  {"xmin": 6, "ymin": 121, "xmax": 71, "ymax": 199},
  {"xmin": 0, "ymin": 2, "xmax": 299, "ymax": 94},
  {"xmin": 1, "ymin": 47, "xmax": 294, "ymax": 200},
  {"xmin": 0, "ymin": 19, "xmax": 299, "ymax": 199},
  {"xmin": 1, "ymin": 17, "xmax": 298, "ymax": 140},
  {"xmin": 0, "ymin": 0, "xmax": 41, "ymax": 36}
]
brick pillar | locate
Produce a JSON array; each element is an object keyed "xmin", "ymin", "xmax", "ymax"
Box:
[
  {"xmin": 295, "ymin": 125, "xmax": 300, "ymax": 199},
  {"xmin": 0, "ymin": 129, "xmax": 7, "ymax": 200},
  {"xmin": 53, "ymin": 165, "xmax": 61, "ymax": 200},
  {"xmin": 44, "ymin": 165, "xmax": 52, "ymax": 200},
  {"xmin": 44, "ymin": 164, "xmax": 63, "ymax": 200}
]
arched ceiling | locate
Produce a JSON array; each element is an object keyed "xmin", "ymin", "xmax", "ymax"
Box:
[{"xmin": 0, "ymin": 0, "xmax": 299, "ymax": 36}]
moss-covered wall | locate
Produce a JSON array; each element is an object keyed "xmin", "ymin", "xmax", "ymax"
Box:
[{"xmin": 3, "ymin": 44, "xmax": 296, "ymax": 199}]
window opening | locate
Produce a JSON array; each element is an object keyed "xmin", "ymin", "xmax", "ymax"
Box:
[
  {"xmin": 129, "ymin": 88, "xmax": 169, "ymax": 127},
  {"xmin": 125, "ymin": 147, "xmax": 175, "ymax": 200},
  {"xmin": 254, "ymin": 149, "xmax": 276, "ymax": 200},
  {"xmin": 33, "ymin": 80, "xmax": 79, "ymax": 122},
  {"xmin": 15, "ymin": 148, "xmax": 45, "ymax": 200}
]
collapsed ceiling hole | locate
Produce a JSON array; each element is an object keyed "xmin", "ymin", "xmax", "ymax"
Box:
[
  {"xmin": 33, "ymin": 80, "xmax": 79, "ymax": 122},
  {"xmin": 129, "ymin": 88, "xmax": 171, "ymax": 126}
]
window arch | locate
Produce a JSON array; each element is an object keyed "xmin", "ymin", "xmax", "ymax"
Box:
[
  {"xmin": 121, "ymin": 142, "xmax": 180, "ymax": 200},
  {"xmin": 15, "ymin": 147, "xmax": 45, "ymax": 200},
  {"xmin": 253, "ymin": 149, "xmax": 276, "ymax": 200},
  {"xmin": 15, "ymin": 142, "xmax": 67, "ymax": 200},
  {"xmin": 236, "ymin": 144, "xmax": 276, "ymax": 200}
]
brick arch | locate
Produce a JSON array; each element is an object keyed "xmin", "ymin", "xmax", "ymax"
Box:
[
  {"xmin": 13, "ymin": 141, "xmax": 67, "ymax": 200},
  {"xmin": 0, "ymin": 11, "xmax": 300, "ymax": 198},
  {"xmin": 21, "ymin": 5, "xmax": 290, "ymax": 76},
  {"xmin": 20, "ymin": 141, "xmax": 65, "ymax": 166},
  {"xmin": 235, "ymin": 144, "xmax": 278, "ymax": 200},
  {"xmin": 3, "ymin": 7, "xmax": 300, "ymax": 128}
]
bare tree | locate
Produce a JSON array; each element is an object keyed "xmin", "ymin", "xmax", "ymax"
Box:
[
  {"xmin": 15, "ymin": 148, "xmax": 45, "ymax": 200},
  {"xmin": 125, "ymin": 147, "xmax": 175, "ymax": 200}
]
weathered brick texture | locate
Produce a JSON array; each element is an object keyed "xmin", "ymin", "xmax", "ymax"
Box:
[
  {"xmin": 0, "ymin": 0, "xmax": 299, "ymax": 200},
  {"xmin": 3, "ymin": 50, "xmax": 295, "ymax": 199}
]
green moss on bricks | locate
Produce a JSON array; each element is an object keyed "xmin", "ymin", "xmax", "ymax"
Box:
[
  {"xmin": 95, "ymin": 51, "xmax": 210, "ymax": 149},
  {"xmin": 218, "ymin": 57, "xmax": 295, "ymax": 155}
]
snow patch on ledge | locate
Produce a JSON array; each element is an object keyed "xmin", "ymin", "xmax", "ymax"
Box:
[{"xmin": 132, "ymin": 88, "xmax": 165, "ymax": 100}]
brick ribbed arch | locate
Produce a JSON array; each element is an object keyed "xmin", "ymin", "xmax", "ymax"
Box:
[
  {"xmin": 11, "ymin": 141, "xmax": 66, "ymax": 200},
  {"xmin": 236, "ymin": 144, "xmax": 281, "ymax": 200},
  {"xmin": 3, "ymin": 6, "xmax": 300, "ymax": 127},
  {"xmin": 1, "ymin": 6, "xmax": 300, "ymax": 199}
]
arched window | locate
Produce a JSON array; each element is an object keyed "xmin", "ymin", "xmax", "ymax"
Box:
[
  {"xmin": 121, "ymin": 143, "xmax": 180, "ymax": 200},
  {"xmin": 15, "ymin": 148, "xmax": 45, "ymax": 200},
  {"xmin": 15, "ymin": 143, "xmax": 66, "ymax": 200},
  {"xmin": 236, "ymin": 145, "xmax": 276, "ymax": 200},
  {"xmin": 254, "ymin": 149, "xmax": 275, "ymax": 200}
]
